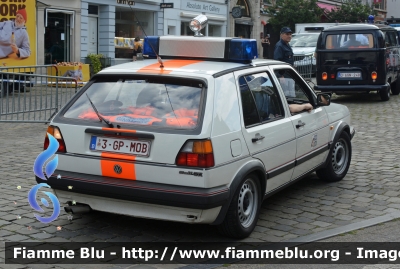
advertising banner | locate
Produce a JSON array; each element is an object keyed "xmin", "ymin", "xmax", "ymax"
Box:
[{"xmin": 0, "ymin": 0, "xmax": 36, "ymax": 66}]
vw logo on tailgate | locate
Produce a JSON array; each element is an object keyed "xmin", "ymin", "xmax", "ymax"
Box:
[{"xmin": 114, "ymin": 164, "xmax": 122, "ymax": 174}]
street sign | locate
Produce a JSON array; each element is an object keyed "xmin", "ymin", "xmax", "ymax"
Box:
[
  {"xmin": 160, "ymin": 3, "xmax": 174, "ymax": 8},
  {"xmin": 116, "ymin": 0, "xmax": 135, "ymax": 5}
]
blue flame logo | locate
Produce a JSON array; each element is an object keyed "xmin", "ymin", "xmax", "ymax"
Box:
[
  {"xmin": 28, "ymin": 183, "xmax": 60, "ymax": 223},
  {"xmin": 30, "ymin": 133, "xmax": 61, "ymax": 223},
  {"xmin": 33, "ymin": 133, "xmax": 59, "ymax": 180}
]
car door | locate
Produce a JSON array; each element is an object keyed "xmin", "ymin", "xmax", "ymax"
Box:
[
  {"xmin": 234, "ymin": 68, "xmax": 296, "ymax": 194},
  {"xmin": 272, "ymin": 67, "xmax": 330, "ymax": 181}
]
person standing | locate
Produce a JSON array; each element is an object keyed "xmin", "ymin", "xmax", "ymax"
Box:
[
  {"xmin": 261, "ymin": 34, "xmax": 270, "ymax": 59},
  {"xmin": 274, "ymin": 27, "xmax": 294, "ymax": 66},
  {"xmin": 132, "ymin": 37, "xmax": 142, "ymax": 61}
]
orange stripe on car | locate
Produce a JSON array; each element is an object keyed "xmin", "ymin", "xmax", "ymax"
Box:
[
  {"xmin": 137, "ymin": 59, "xmax": 202, "ymax": 74},
  {"xmin": 101, "ymin": 153, "xmax": 136, "ymax": 180},
  {"xmin": 101, "ymin": 127, "xmax": 137, "ymax": 134}
]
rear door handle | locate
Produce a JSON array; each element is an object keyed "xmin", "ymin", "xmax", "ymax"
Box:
[
  {"xmin": 296, "ymin": 120, "xmax": 306, "ymax": 128},
  {"xmin": 252, "ymin": 135, "xmax": 265, "ymax": 143}
]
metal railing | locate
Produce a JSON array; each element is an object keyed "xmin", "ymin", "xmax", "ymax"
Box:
[
  {"xmin": 0, "ymin": 65, "xmax": 82, "ymax": 123},
  {"xmin": 293, "ymin": 53, "xmax": 314, "ymax": 79}
]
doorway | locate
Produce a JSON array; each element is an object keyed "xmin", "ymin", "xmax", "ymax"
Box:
[
  {"xmin": 88, "ymin": 17, "xmax": 98, "ymax": 55},
  {"xmin": 235, "ymin": 23, "xmax": 252, "ymax": 38},
  {"xmin": 45, "ymin": 13, "xmax": 71, "ymax": 64}
]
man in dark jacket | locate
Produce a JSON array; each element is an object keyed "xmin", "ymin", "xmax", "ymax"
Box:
[{"xmin": 274, "ymin": 27, "xmax": 294, "ymax": 66}]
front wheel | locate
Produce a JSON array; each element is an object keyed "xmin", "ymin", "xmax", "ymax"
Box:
[
  {"xmin": 379, "ymin": 86, "xmax": 390, "ymax": 101},
  {"xmin": 217, "ymin": 174, "xmax": 261, "ymax": 239},
  {"xmin": 316, "ymin": 131, "xmax": 352, "ymax": 182}
]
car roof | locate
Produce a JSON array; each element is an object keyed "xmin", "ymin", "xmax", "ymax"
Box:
[
  {"xmin": 98, "ymin": 58, "xmax": 285, "ymax": 77},
  {"xmin": 322, "ymin": 23, "xmax": 395, "ymax": 32}
]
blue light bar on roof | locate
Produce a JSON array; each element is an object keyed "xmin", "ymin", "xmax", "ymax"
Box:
[
  {"xmin": 142, "ymin": 36, "xmax": 258, "ymax": 63},
  {"xmin": 229, "ymin": 39, "xmax": 258, "ymax": 62},
  {"xmin": 390, "ymin": 24, "xmax": 400, "ymax": 27}
]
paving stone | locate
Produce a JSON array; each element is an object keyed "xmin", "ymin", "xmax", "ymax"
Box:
[
  {"xmin": 387, "ymin": 197, "xmax": 400, "ymax": 203},
  {"xmin": 2, "ymin": 234, "xmax": 30, "ymax": 241},
  {"xmin": 295, "ymin": 223, "xmax": 316, "ymax": 230},
  {"xmin": 315, "ymin": 216, "xmax": 336, "ymax": 223},
  {"xmin": 335, "ymin": 214, "xmax": 356, "ymax": 221},
  {"xmin": 295, "ymin": 216, "xmax": 314, "ymax": 223},
  {"xmin": 275, "ymin": 219, "xmax": 298, "ymax": 226},
  {"xmin": 311, "ymin": 221, "xmax": 332, "ymax": 228},
  {"xmin": 271, "ymin": 224, "xmax": 294, "ymax": 232},
  {"xmin": 29, "ymin": 232, "xmax": 54, "ymax": 239}
]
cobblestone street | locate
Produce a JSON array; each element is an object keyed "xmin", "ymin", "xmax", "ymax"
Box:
[{"xmin": 1, "ymin": 92, "xmax": 400, "ymax": 269}]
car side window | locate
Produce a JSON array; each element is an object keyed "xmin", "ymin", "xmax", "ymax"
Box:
[
  {"xmin": 388, "ymin": 32, "xmax": 397, "ymax": 47},
  {"xmin": 239, "ymin": 72, "xmax": 285, "ymax": 127},
  {"xmin": 384, "ymin": 32, "xmax": 397, "ymax": 47},
  {"xmin": 239, "ymin": 76, "xmax": 259, "ymax": 127},
  {"xmin": 274, "ymin": 69, "xmax": 315, "ymax": 112}
]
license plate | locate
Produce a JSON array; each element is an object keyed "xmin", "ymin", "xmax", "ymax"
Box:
[
  {"xmin": 337, "ymin": 72, "xmax": 361, "ymax": 78},
  {"xmin": 90, "ymin": 136, "xmax": 150, "ymax": 156}
]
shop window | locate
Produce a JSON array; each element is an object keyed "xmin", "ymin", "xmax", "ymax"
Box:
[
  {"xmin": 208, "ymin": 25, "xmax": 222, "ymax": 37},
  {"xmin": 115, "ymin": 8, "xmax": 154, "ymax": 58}
]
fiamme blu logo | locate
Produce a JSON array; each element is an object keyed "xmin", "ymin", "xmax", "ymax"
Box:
[{"xmin": 29, "ymin": 133, "xmax": 61, "ymax": 223}]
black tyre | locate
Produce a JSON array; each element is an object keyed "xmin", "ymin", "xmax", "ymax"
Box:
[
  {"xmin": 217, "ymin": 174, "xmax": 261, "ymax": 239},
  {"xmin": 317, "ymin": 131, "xmax": 351, "ymax": 182},
  {"xmin": 379, "ymin": 86, "xmax": 390, "ymax": 101},
  {"xmin": 391, "ymin": 75, "xmax": 400, "ymax": 95}
]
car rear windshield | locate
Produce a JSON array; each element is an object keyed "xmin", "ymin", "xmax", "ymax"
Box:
[
  {"xmin": 63, "ymin": 77, "xmax": 203, "ymax": 130},
  {"xmin": 324, "ymin": 33, "xmax": 374, "ymax": 49},
  {"xmin": 290, "ymin": 34, "xmax": 319, "ymax": 47}
]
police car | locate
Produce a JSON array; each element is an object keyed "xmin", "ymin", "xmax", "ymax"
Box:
[{"xmin": 37, "ymin": 16, "xmax": 355, "ymax": 238}]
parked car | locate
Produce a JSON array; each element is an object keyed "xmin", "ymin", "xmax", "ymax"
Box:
[
  {"xmin": 36, "ymin": 18, "xmax": 355, "ymax": 239},
  {"xmin": 290, "ymin": 33, "xmax": 320, "ymax": 76},
  {"xmin": 314, "ymin": 24, "xmax": 400, "ymax": 101}
]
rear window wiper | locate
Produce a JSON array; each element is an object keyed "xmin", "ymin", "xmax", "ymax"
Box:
[{"xmin": 86, "ymin": 94, "xmax": 114, "ymax": 128}]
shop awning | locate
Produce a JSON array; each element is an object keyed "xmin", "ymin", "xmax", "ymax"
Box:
[{"xmin": 317, "ymin": 2, "xmax": 337, "ymax": 12}]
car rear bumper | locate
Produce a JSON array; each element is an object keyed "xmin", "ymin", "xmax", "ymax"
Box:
[
  {"xmin": 314, "ymin": 83, "xmax": 390, "ymax": 93},
  {"xmin": 54, "ymin": 189, "xmax": 222, "ymax": 224},
  {"xmin": 36, "ymin": 170, "xmax": 229, "ymax": 210}
]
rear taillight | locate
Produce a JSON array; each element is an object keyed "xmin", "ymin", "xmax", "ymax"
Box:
[
  {"xmin": 371, "ymin": 71, "xmax": 377, "ymax": 80},
  {"xmin": 330, "ymin": 73, "xmax": 335, "ymax": 79},
  {"xmin": 322, "ymin": 72, "xmax": 328, "ymax": 80},
  {"xmin": 44, "ymin": 126, "xmax": 67, "ymax": 153},
  {"xmin": 176, "ymin": 140, "xmax": 214, "ymax": 168}
]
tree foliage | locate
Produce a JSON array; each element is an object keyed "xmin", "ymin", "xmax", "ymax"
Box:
[
  {"xmin": 326, "ymin": 0, "xmax": 377, "ymax": 23},
  {"xmin": 266, "ymin": 0, "xmax": 324, "ymax": 32}
]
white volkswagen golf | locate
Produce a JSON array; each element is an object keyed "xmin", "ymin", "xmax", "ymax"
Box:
[{"xmin": 36, "ymin": 17, "xmax": 355, "ymax": 239}]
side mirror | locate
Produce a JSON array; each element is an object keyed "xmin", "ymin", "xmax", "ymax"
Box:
[{"xmin": 317, "ymin": 93, "xmax": 332, "ymax": 106}]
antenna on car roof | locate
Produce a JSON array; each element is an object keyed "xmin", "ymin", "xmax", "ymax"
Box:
[{"xmin": 128, "ymin": 3, "xmax": 164, "ymax": 68}]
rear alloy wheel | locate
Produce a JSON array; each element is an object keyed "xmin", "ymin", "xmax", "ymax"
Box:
[
  {"xmin": 391, "ymin": 75, "xmax": 400, "ymax": 95},
  {"xmin": 379, "ymin": 86, "xmax": 390, "ymax": 101},
  {"xmin": 217, "ymin": 174, "xmax": 261, "ymax": 239},
  {"xmin": 317, "ymin": 131, "xmax": 351, "ymax": 182}
]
